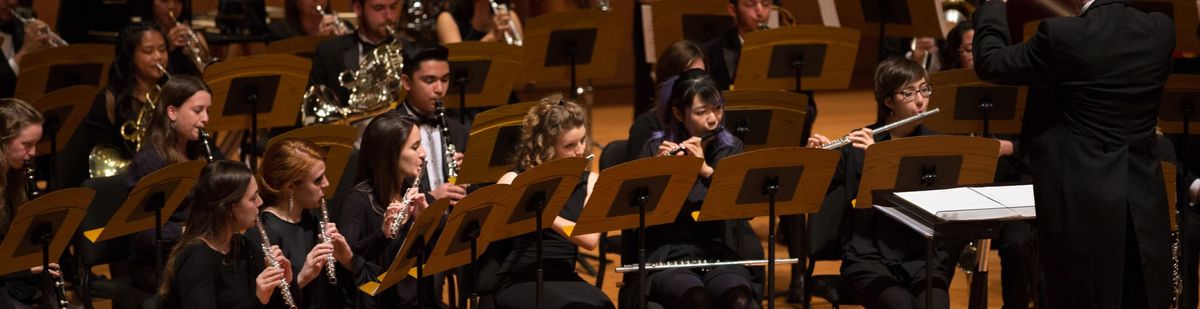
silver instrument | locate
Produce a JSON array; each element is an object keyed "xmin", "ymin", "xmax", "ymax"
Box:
[
  {"xmin": 616, "ymin": 258, "xmax": 799, "ymax": 273},
  {"xmin": 198, "ymin": 128, "xmax": 216, "ymax": 162},
  {"xmin": 9, "ymin": 9, "xmax": 68, "ymax": 48},
  {"xmin": 821, "ymin": 108, "xmax": 940, "ymax": 150},
  {"xmin": 433, "ymin": 100, "xmax": 459, "ymax": 184},
  {"xmin": 255, "ymin": 216, "xmax": 299, "ymax": 309},
  {"xmin": 488, "ymin": 0, "xmax": 522, "ymax": 46},
  {"xmin": 318, "ymin": 197, "xmax": 338, "ymax": 284},
  {"xmin": 387, "ymin": 166, "xmax": 423, "ymax": 239},
  {"xmin": 1171, "ymin": 230, "xmax": 1183, "ymax": 309},
  {"xmin": 402, "ymin": 0, "xmax": 437, "ymax": 40},
  {"xmin": 90, "ymin": 64, "xmax": 171, "ymax": 178},
  {"xmin": 169, "ymin": 11, "xmax": 217, "ymax": 70},
  {"xmin": 315, "ymin": 3, "xmax": 353, "ymax": 36}
]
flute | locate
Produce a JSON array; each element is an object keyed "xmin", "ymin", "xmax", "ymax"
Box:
[
  {"xmin": 255, "ymin": 216, "xmax": 299, "ymax": 309},
  {"xmin": 666, "ymin": 127, "xmax": 724, "ymax": 156},
  {"xmin": 387, "ymin": 166, "xmax": 423, "ymax": 239},
  {"xmin": 821, "ymin": 108, "xmax": 940, "ymax": 150},
  {"xmin": 318, "ymin": 197, "xmax": 338, "ymax": 284}
]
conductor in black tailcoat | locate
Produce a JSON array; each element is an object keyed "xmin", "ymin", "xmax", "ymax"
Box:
[{"xmin": 973, "ymin": 0, "xmax": 1175, "ymax": 307}]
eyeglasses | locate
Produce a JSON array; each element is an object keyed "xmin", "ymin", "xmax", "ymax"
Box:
[{"xmin": 895, "ymin": 84, "xmax": 934, "ymax": 102}]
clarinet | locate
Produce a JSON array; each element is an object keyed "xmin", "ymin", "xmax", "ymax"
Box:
[
  {"xmin": 25, "ymin": 162, "xmax": 68, "ymax": 308},
  {"xmin": 318, "ymin": 197, "xmax": 337, "ymax": 284},
  {"xmin": 256, "ymin": 216, "xmax": 299, "ymax": 309},
  {"xmin": 198, "ymin": 128, "xmax": 216, "ymax": 162},
  {"xmin": 387, "ymin": 166, "xmax": 423, "ymax": 239},
  {"xmin": 433, "ymin": 100, "xmax": 459, "ymax": 184}
]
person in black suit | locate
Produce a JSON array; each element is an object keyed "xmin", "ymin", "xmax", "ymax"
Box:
[
  {"xmin": 701, "ymin": 0, "xmax": 768, "ymax": 92},
  {"xmin": 392, "ymin": 41, "xmax": 468, "ymax": 206},
  {"xmin": 0, "ymin": 3, "xmax": 53, "ymax": 98},
  {"xmin": 974, "ymin": 0, "xmax": 1175, "ymax": 307},
  {"xmin": 308, "ymin": 0, "xmax": 405, "ymax": 107}
]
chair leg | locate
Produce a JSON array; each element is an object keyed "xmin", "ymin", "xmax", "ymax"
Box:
[{"xmin": 595, "ymin": 232, "xmax": 608, "ymax": 287}]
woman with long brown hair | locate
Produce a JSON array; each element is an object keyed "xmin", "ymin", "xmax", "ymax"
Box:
[
  {"xmin": 160, "ymin": 161, "xmax": 294, "ymax": 308},
  {"xmin": 249, "ymin": 138, "xmax": 356, "ymax": 308}
]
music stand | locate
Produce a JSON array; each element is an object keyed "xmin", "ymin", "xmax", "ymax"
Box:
[
  {"xmin": 420, "ymin": 185, "xmax": 510, "ymax": 308},
  {"xmin": 266, "ymin": 124, "xmax": 358, "ymax": 197},
  {"xmin": 721, "ymin": 89, "xmax": 811, "ymax": 150},
  {"xmin": 1130, "ymin": 0, "xmax": 1200, "ymax": 53},
  {"xmin": 926, "ymin": 69, "xmax": 1025, "ymax": 137},
  {"xmin": 486, "ymin": 157, "xmax": 589, "ymax": 308},
  {"xmin": 30, "ymin": 85, "xmax": 97, "ymax": 189},
  {"xmin": 204, "ymin": 54, "xmax": 312, "ymax": 171},
  {"xmin": 835, "ymin": 0, "xmax": 949, "ymax": 61},
  {"xmin": 521, "ymin": 8, "xmax": 623, "ymax": 98},
  {"xmin": 358, "ymin": 199, "xmax": 452, "ymax": 302},
  {"xmin": 456, "ymin": 102, "xmax": 537, "ymax": 185},
  {"xmin": 694, "ymin": 148, "xmax": 840, "ymax": 309},
  {"xmin": 13, "ymin": 43, "xmax": 112, "ymax": 101},
  {"xmin": 444, "ymin": 42, "xmax": 524, "ymax": 123},
  {"xmin": 569, "ymin": 156, "xmax": 704, "ymax": 309},
  {"xmin": 735, "ymin": 25, "xmax": 860, "ymax": 92},
  {"xmin": 646, "ymin": 0, "xmax": 731, "ymax": 61},
  {"xmin": 858, "ymin": 135, "xmax": 999, "ymax": 308},
  {"xmin": 0, "ymin": 188, "xmax": 92, "ymax": 308},
  {"xmin": 81, "ymin": 160, "xmax": 205, "ymax": 289},
  {"xmin": 265, "ymin": 35, "xmax": 333, "ymax": 58}
]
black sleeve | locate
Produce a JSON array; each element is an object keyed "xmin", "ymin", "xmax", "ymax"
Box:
[
  {"xmin": 175, "ymin": 246, "xmax": 263, "ymax": 309},
  {"xmin": 123, "ymin": 148, "xmax": 166, "ymax": 189},
  {"xmin": 627, "ymin": 111, "xmax": 660, "ymax": 163},
  {"xmin": 972, "ymin": 0, "xmax": 1060, "ymax": 86},
  {"xmin": 338, "ymin": 190, "xmax": 386, "ymax": 257}
]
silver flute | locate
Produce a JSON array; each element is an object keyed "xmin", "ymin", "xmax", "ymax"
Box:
[
  {"xmin": 387, "ymin": 166, "xmax": 423, "ymax": 239},
  {"xmin": 318, "ymin": 197, "xmax": 338, "ymax": 284},
  {"xmin": 488, "ymin": 0, "xmax": 522, "ymax": 46},
  {"xmin": 821, "ymin": 108, "xmax": 940, "ymax": 150},
  {"xmin": 9, "ymin": 9, "xmax": 68, "ymax": 47},
  {"xmin": 616, "ymin": 258, "xmax": 799, "ymax": 273},
  {"xmin": 256, "ymin": 216, "xmax": 299, "ymax": 309}
]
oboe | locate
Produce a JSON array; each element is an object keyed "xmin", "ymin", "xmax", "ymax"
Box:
[
  {"xmin": 821, "ymin": 108, "xmax": 940, "ymax": 150},
  {"xmin": 197, "ymin": 128, "xmax": 215, "ymax": 163},
  {"xmin": 255, "ymin": 216, "xmax": 299, "ymax": 309},
  {"xmin": 433, "ymin": 100, "xmax": 459, "ymax": 184},
  {"xmin": 387, "ymin": 166, "xmax": 423, "ymax": 239},
  {"xmin": 318, "ymin": 197, "xmax": 338, "ymax": 284}
]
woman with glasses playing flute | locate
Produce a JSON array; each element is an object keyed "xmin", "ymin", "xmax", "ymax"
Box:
[
  {"xmin": 471, "ymin": 96, "xmax": 612, "ymax": 309},
  {"xmin": 247, "ymin": 138, "xmax": 357, "ymax": 308},
  {"xmin": 628, "ymin": 68, "xmax": 759, "ymax": 308},
  {"xmin": 160, "ymin": 161, "xmax": 294, "ymax": 308},
  {"xmin": 806, "ymin": 58, "xmax": 961, "ymax": 309},
  {"xmin": 339, "ymin": 111, "xmax": 436, "ymax": 308}
]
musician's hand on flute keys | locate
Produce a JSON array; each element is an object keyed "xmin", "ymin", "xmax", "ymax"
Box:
[
  {"xmin": 807, "ymin": 133, "xmax": 831, "ymax": 148},
  {"xmin": 848, "ymin": 128, "xmax": 875, "ymax": 150},
  {"xmin": 297, "ymin": 242, "xmax": 334, "ymax": 288},
  {"xmin": 323, "ymin": 223, "xmax": 354, "ymax": 267},
  {"xmin": 255, "ymin": 246, "xmax": 292, "ymax": 304}
]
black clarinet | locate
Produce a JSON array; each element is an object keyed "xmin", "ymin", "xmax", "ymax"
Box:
[
  {"xmin": 198, "ymin": 128, "xmax": 216, "ymax": 163},
  {"xmin": 433, "ymin": 100, "xmax": 458, "ymax": 184}
]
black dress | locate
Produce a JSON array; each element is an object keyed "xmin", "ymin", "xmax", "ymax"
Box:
[
  {"xmin": 165, "ymin": 235, "xmax": 286, "ymax": 309},
  {"xmin": 837, "ymin": 125, "xmax": 964, "ymax": 309},
  {"xmin": 487, "ymin": 171, "xmax": 613, "ymax": 309},
  {"xmin": 619, "ymin": 131, "xmax": 761, "ymax": 307},
  {"xmin": 337, "ymin": 181, "xmax": 437, "ymax": 308},
  {"xmin": 245, "ymin": 211, "xmax": 360, "ymax": 309}
]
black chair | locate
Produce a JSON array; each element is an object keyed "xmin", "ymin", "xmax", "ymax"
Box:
[
  {"xmin": 75, "ymin": 175, "xmax": 149, "ymax": 309},
  {"xmin": 581, "ymin": 139, "xmax": 628, "ymax": 288}
]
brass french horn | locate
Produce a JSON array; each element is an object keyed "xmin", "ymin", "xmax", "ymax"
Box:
[
  {"xmin": 303, "ymin": 27, "xmax": 405, "ymax": 125},
  {"xmin": 88, "ymin": 64, "xmax": 169, "ymax": 178}
]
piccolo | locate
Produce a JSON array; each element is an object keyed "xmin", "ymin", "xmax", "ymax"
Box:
[
  {"xmin": 318, "ymin": 197, "xmax": 338, "ymax": 284},
  {"xmin": 616, "ymin": 258, "xmax": 799, "ymax": 273},
  {"xmin": 821, "ymin": 108, "xmax": 940, "ymax": 150},
  {"xmin": 387, "ymin": 166, "xmax": 423, "ymax": 239},
  {"xmin": 255, "ymin": 216, "xmax": 298, "ymax": 309}
]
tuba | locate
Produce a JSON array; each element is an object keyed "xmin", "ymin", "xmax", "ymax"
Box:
[{"xmin": 303, "ymin": 27, "xmax": 405, "ymax": 125}]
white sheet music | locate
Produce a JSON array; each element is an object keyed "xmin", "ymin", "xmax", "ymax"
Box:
[{"xmin": 893, "ymin": 184, "xmax": 1036, "ymax": 221}]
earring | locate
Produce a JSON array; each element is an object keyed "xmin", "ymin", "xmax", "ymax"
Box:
[{"xmin": 288, "ymin": 195, "xmax": 294, "ymax": 215}]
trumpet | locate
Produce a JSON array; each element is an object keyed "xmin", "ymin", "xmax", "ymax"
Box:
[
  {"xmin": 168, "ymin": 11, "xmax": 217, "ymax": 70},
  {"xmin": 433, "ymin": 100, "xmax": 459, "ymax": 184},
  {"xmin": 315, "ymin": 3, "xmax": 353, "ymax": 36},
  {"xmin": 387, "ymin": 166, "xmax": 423, "ymax": 239},
  {"xmin": 9, "ymin": 9, "xmax": 68, "ymax": 48},
  {"xmin": 821, "ymin": 108, "xmax": 940, "ymax": 149},
  {"xmin": 255, "ymin": 216, "xmax": 299, "ymax": 309},
  {"xmin": 318, "ymin": 197, "xmax": 338, "ymax": 284},
  {"xmin": 488, "ymin": 0, "xmax": 522, "ymax": 46}
]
